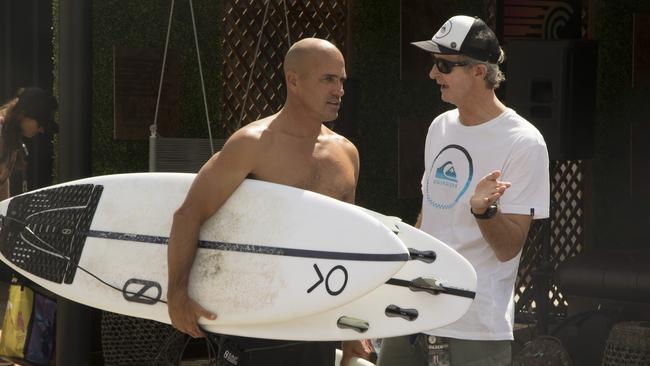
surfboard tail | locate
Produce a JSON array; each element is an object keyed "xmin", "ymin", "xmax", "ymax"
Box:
[{"xmin": 0, "ymin": 184, "xmax": 104, "ymax": 284}]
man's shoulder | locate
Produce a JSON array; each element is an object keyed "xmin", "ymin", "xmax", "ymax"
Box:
[
  {"xmin": 430, "ymin": 108, "xmax": 459, "ymax": 128},
  {"xmin": 221, "ymin": 121, "xmax": 272, "ymax": 156},
  {"xmin": 500, "ymin": 108, "xmax": 533, "ymax": 128},
  {"xmin": 321, "ymin": 127, "xmax": 358, "ymax": 152},
  {"xmin": 232, "ymin": 118, "xmax": 274, "ymax": 140},
  {"xmin": 435, "ymin": 108, "xmax": 459, "ymax": 120},
  {"xmin": 499, "ymin": 109, "xmax": 545, "ymax": 142}
]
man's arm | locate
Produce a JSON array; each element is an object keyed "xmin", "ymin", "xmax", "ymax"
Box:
[
  {"xmin": 167, "ymin": 131, "xmax": 260, "ymax": 337},
  {"xmin": 415, "ymin": 210, "xmax": 422, "ymax": 229},
  {"xmin": 474, "ymin": 211, "xmax": 531, "ymax": 262},
  {"xmin": 470, "ymin": 170, "xmax": 532, "ymax": 262}
]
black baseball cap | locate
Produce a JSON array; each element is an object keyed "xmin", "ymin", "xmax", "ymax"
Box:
[
  {"xmin": 411, "ymin": 15, "xmax": 501, "ymax": 64},
  {"xmin": 15, "ymin": 87, "xmax": 58, "ymax": 132}
]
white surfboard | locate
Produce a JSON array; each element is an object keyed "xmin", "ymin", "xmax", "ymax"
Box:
[
  {"xmin": 206, "ymin": 213, "xmax": 477, "ymax": 340},
  {"xmin": 0, "ymin": 173, "xmax": 409, "ymax": 327}
]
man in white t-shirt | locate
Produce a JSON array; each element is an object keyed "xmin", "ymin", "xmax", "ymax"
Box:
[{"xmin": 378, "ymin": 15, "xmax": 549, "ymax": 366}]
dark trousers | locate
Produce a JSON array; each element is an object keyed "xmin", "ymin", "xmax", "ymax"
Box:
[{"xmin": 212, "ymin": 334, "xmax": 336, "ymax": 366}]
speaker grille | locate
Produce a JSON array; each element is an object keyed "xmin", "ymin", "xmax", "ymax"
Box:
[{"xmin": 150, "ymin": 137, "xmax": 226, "ymax": 173}]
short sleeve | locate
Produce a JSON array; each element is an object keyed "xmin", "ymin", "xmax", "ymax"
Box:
[{"xmin": 499, "ymin": 142, "xmax": 550, "ymax": 219}]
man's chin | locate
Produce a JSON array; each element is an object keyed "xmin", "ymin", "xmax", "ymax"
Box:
[
  {"xmin": 325, "ymin": 115, "xmax": 339, "ymax": 122},
  {"xmin": 321, "ymin": 111, "xmax": 339, "ymax": 122}
]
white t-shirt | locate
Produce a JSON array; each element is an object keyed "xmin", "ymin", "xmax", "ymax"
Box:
[{"xmin": 420, "ymin": 108, "xmax": 549, "ymax": 340}]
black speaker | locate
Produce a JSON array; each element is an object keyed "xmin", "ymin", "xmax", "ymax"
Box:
[{"xmin": 505, "ymin": 40, "xmax": 598, "ymax": 160}]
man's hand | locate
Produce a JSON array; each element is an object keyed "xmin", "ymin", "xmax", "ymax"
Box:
[
  {"xmin": 470, "ymin": 170, "xmax": 511, "ymax": 213},
  {"xmin": 340, "ymin": 339, "xmax": 373, "ymax": 366},
  {"xmin": 167, "ymin": 289, "xmax": 217, "ymax": 338}
]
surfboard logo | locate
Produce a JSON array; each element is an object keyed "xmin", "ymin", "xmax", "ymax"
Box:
[
  {"xmin": 307, "ymin": 264, "xmax": 348, "ymax": 296},
  {"xmin": 122, "ymin": 278, "xmax": 162, "ymax": 305},
  {"xmin": 426, "ymin": 144, "xmax": 473, "ymax": 210}
]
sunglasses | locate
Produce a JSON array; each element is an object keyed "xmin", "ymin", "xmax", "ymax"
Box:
[{"xmin": 431, "ymin": 56, "xmax": 468, "ymax": 74}]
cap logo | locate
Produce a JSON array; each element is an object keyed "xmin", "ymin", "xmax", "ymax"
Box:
[{"xmin": 434, "ymin": 20, "xmax": 452, "ymax": 39}]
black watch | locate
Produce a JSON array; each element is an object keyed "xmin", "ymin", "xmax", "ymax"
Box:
[{"xmin": 471, "ymin": 203, "xmax": 498, "ymax": 219}]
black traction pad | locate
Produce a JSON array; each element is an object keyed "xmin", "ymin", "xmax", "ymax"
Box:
[{"xmin": 0, "ymin": 184, "xmax": 103, "ymax": 284}]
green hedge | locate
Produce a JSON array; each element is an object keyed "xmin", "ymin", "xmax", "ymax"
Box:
[{"xmin": 90, "ymin": 0, "xmax": 221, "ymax": 175}]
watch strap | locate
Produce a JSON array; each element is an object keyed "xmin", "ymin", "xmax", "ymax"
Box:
[{"xmin": 471, "ymin": 204, "xmax": 498, "ymax": 219}]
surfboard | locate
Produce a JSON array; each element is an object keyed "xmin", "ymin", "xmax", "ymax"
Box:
[
  {"xmin": 0, "ymin": 173, "xmax": 410, "ymax": 326},
  {"xmin": 205, "ymin": 212, "xmax": 477, "ymax": 340}
]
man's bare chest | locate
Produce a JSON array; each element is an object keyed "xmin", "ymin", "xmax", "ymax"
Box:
[{"xmin": 252, "ymin": 149, "xmax": 355, "ymax": 201}]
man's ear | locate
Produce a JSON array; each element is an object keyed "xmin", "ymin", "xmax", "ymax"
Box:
[
  {"xmin": 474, "ymin": 64, "xmax": 487, "ymax": 79},
  {"xmin": 286, "ymin": 71, "xmax": 299, "ymax": 90}
]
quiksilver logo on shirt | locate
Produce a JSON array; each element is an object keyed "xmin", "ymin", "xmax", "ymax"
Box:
[{"xmin": 426, "ymin": 145, "xmax": 473, "ymax": 210}]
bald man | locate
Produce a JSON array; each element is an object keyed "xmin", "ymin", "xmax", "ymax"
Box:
[{"xmin": 167, "ymin": 38, "xmax": 370, "ymax": 365}]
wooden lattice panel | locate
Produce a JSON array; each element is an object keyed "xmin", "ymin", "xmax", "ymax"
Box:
[
  {"xmin": 515, "ymin": 219, "xmax": 546, "ymax": 315},
  {"xmin": 515, "ymin": 160, "xmax": 585, "ymax": 319},
  {"xmin": 221, "ymin": 0, "xmax": 347, "ymax": 133}
]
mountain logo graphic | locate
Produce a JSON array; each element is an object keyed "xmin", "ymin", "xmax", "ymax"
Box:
[{"xmin": 435, "ymin": 161, "xmax": 457, "ymax": 183}]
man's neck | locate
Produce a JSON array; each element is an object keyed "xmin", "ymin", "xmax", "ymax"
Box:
[
  {"xmin": 457, "ymin": 91, "xmax": 507, "ymax": 126},
  {"xmin": 273, "ymin": 107, "xmax": 323, "ymax": 138}
]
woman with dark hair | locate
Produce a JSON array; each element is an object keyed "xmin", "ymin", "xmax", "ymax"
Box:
[{"xmin": 0, "ymin": 87, "xmax": 57, "ymax": 200}]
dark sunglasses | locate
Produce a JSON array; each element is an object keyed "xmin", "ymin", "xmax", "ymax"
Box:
[{"xmin": 431, "ymin": 56, "xmax": 468, "ymax": 74}]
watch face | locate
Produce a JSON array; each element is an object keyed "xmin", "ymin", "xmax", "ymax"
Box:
[{"xmin": 485, "ymin": 204, "xmax": 497, "ymax": 218}]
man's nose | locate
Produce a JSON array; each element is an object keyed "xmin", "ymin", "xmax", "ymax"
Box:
[
  {"xmin": 429, "ymin": 65, "xmax": 440, "ymax": 79},
  {"xmin": 333, "ymin": 82, "xmax": 344, "ymax": 97}
]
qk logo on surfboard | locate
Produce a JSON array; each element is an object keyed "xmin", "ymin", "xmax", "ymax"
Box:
[{"xmin": 425, "ymin": 144, "xmax": 473, "ymax": 210}]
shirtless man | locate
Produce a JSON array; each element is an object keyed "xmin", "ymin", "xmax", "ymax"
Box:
[{"xmin": 167, "ymin": 38, "xmax": 371, "ymax": 366}]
